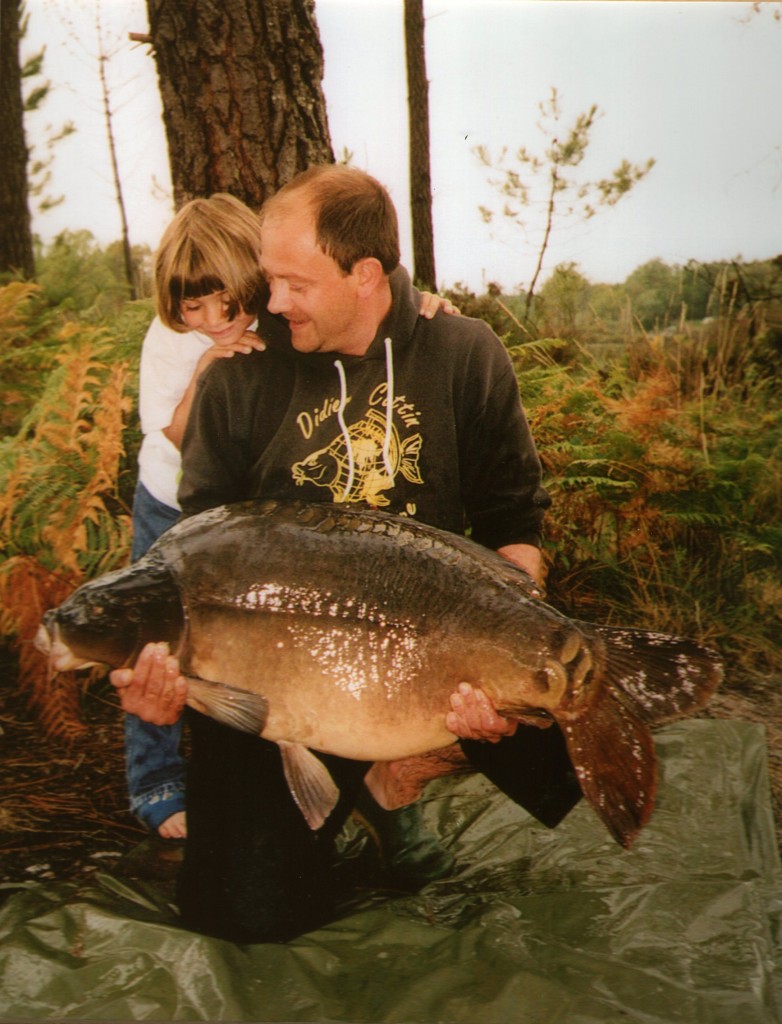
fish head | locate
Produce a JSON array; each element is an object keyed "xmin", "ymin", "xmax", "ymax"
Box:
[
  {"xmin": 497, "ymin": 624, "xmax": 600, "ymax": 720},
  {"xmin": 35, "ymin": 556, "xmax": 185, "ymax": 673}
]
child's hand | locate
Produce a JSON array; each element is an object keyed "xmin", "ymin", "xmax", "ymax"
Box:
[
  {"xmin": 419, "ymin": 292, "xmax": 460, "ymax": 319},
  {"xmin": 211, "ymin": 329, "xmax": 267, "ymax": 357},
  {"xmin": 195, "ymin": 331, "xmax": 266, "ymax": 377}
]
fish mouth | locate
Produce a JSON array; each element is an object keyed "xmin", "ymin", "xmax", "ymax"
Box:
[{"xmin": 33, "ymin": 623, "xmax": 97, "ymax": 673}]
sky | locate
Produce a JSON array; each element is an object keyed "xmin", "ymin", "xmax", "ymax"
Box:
[{"xmin": 21, "ymin": 0, "xmax": 782, "ymax": 292}]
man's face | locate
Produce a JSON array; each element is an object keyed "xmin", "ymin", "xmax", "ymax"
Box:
[{"xmin": 260, "ymin": 208, "xmax": 365, "ymax": 356}]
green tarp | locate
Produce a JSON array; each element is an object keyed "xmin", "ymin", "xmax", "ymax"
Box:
[{"xmin": 1, "ymin": 720, "xmax": 780, "ymax": 1022}]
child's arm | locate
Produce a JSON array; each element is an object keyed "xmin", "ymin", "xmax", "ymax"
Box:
[{"xmin": 163, "ymin": 329, "xmax": 266, "ymax": 450}]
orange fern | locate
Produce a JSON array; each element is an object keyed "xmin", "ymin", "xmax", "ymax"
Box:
[
  {"xmin": 1, "ymin": 319, "xmax": 135, "ymax": 737},
  {"xmin": 0, "ymin": 556, "xmax": 89, "ymax": 742}
]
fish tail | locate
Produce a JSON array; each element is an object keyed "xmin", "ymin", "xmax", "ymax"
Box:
[
  {"xmin": 556, "ymin": 626, "xmax": 723, "ymax": 847},
  {"xmin": 558, "ymin": 690, "xmax": 656, "ymax": 849},
  {"xmin": 587, "ymin": 624, "xmax": 724, "ymax": 723}
]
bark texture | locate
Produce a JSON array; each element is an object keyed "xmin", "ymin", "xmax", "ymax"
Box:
[
  {"xmin": 404, "ymin": 0, "xmax": 436, "ymax": 290},
  {"xmin": 0, "ymin": 0, "xmax": 35, "ymax": 278},
  {"xmin": 146, "ymin": 0, "xmax": 334, "ymax": 210}
]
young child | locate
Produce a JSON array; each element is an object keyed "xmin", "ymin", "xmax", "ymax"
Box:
[
  {"xmin": 127, "ymin": 193, "xmax": 457, "ymax": 840},
  {"xmin": 126, "ymin": 193, "xmax": 269, "ymax": 839}
]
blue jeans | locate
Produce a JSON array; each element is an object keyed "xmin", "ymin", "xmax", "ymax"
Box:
[
  {"xmin": 131, "ymin": 480, "xmax": 181, "ymax": 561},
  {"xmin": 126, "ymin": 482, "xmax": 186, "ymax": 831}
]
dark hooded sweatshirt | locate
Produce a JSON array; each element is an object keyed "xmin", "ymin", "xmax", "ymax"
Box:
[
  {"xmin": 173, "ymin": 269, "xmax": 579, "ymax": 944},
  {"xmin": 179, "ymin": 266, "xmax": 550, "ymax": 548}
]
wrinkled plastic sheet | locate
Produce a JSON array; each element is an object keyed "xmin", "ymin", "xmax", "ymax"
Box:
[{"xmin": 0, "ymin": 720, "xmax": 780, "ymax": 1023}]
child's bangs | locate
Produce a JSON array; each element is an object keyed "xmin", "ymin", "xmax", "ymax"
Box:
[{"xmin": 171, "ymin": 271, "xmax": 226, "ymax": 303}]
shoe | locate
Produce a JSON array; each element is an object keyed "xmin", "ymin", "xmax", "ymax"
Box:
[{"xmin": 354, "ymin": 788, "xmax": 455, "ymax": 889}]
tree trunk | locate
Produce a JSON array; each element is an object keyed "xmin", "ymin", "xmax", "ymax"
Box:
[
  {"xmin": 0, "ymin": 0, "xmax": 35, "ymax": 279},
  {"xmin": 404, "ymin": 0, "xmax": 436, "ymax": 291},
  {"xmin": 145, "ymin": 0, "xmax": 333, "ymax": 211},
  {"xmin": 97, "ymin": 14, "xmax": 137, "ymax": 300}
]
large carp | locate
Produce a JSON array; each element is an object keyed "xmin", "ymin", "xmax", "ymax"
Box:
[{"xmin": 35, "ymin": 499, "xmax": 722, "ymax": 847}]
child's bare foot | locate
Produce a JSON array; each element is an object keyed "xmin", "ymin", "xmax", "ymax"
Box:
[{"xmin": 157, "ymin": 810, "xmax": 187, "ymax": 840}]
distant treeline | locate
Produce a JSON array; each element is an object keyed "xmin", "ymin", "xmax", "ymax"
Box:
[
  {"xmin": 12, "ymin": 231, "xmax": 782, "ymax": 351},
  {"xmin": 445, "ymin": 254, "xmax": 782, "ymax": 351}
]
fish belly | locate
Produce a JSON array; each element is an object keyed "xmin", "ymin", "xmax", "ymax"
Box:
[{"xmin": 182, "ymin": 604, "xmax": 512, "ymax": 760}]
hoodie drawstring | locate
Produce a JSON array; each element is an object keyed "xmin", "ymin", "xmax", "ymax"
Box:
[
  {"xmin": 333, "ymin": 337, "xmax": 396, "ymax": 503},
  {"xmin": 333, "ymin": 358, "xmax": 355, "ymax": 502},
  {"xmin": 382, "ymin": 337, "xmax": 395, "ymax": 480}
]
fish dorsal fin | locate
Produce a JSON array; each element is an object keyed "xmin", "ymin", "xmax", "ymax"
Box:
[
  {"xmin": 558, "ymin": 689, "xmax": 657, "ymax": 849},
  {"xmin": 278, "ymin": 741, "xmax": 340, "ymax": 831},
  {"xmin": 184, "ymin": 675, "xmax": 268, "ymax": 735}
]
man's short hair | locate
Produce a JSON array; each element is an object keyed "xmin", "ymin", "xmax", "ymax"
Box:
[{"xmin": 261, "ymin": 165, "xmax": 400, "ymax": 276}]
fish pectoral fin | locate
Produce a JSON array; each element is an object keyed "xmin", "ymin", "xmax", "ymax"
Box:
[
  {"xmin": 278, "ymin": 741, "xmax": 340, "ymax": 831},
  {"xmin": 557, "ymin": 689, "xmax": 656, "ymax": 850},
  {"xmin": 184, "ymin": 675, "xmax": 268, "ymax": 735}
]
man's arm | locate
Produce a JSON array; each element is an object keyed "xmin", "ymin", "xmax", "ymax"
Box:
[
  {"xmin": 459, "ymin": 329, "xmax": 551, "ymax": 554},
  {"xmin": 452, "ymin": 336, "xmax": 547, "ymax": 731},
  {"xmin": 177, "ymin": 361, "xmax": 256, "ymax": 516},
  {"xmin": 164, "ymin": 330, "xmax": 266, "ymax": 451},
  {"xmin": 496, "ymin": 542, "xmax": 544, "ymax": 591}
]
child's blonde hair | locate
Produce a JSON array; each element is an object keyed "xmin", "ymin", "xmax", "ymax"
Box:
[{"xmin": 155, "ymin": 193, "xmax": 267, "ymax": 332}]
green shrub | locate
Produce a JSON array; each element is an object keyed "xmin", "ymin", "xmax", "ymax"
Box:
[{"xmin": 518, "ymin": 338, "xmax": 781, "ymax": 673}]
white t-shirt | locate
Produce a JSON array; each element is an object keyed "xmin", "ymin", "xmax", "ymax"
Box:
[{"xmin": 136, "ymin": 316, "xmax": 258, "ymax": 509}]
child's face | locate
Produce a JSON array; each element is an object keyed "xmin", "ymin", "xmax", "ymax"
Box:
[{"xmin": 180, "ymin": 291, "xmax": 255, "ymax": 346}]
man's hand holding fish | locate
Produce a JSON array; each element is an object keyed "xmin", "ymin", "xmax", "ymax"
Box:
[
  {"xmin": 110, "ymin": 643, "xmax": 187, "ymax": 726},
  {"xmin": 446, "ymin": 682, "xmax": 520, "ymax": 742}
]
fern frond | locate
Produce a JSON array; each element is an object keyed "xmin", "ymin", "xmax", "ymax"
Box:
[
  {"xmin": 0, "ymin": 555, "xmax": 89, "ymax": 742},
  {"xmin": 0, "ymin": 282, "xmax": 41, "ymax": 346},
  {"xmin": 0, "ymin": 326, "xmax": 133, "ymax": 575},
  {"xmin": 0, "ymin": 283, "xmax": 65, "ymax": 433}
]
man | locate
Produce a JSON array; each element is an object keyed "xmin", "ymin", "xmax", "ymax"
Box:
[{"xmin": 113, "ymin": 165, "xmax": 580, "ymax": 943}]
